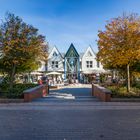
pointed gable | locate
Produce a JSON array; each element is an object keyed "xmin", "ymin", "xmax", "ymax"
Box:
[
  {"xmin": 48, "ymin": 46, "xmax": 62, "ymax": 59},
  {"xmin": 65, "ymin": 43, "xmax": 79, "ymax": 58},
  {"xmin": 83, "ymin": 46, "xmax": 96, "ymax": 58},
  {"xmin": 87, "ymin": 51, "xmax": 92, "ymax": 57}
]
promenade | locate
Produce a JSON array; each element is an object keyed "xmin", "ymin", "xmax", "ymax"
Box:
[{"xmin": 0, "ymin": 84, "xmax": 140, "ymax": 140}]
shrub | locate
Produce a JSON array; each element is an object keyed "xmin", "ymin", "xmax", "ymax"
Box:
[
  {"xmin": 0, "ymin": 83, "xmax": 39, "ymax": 98},
  {"xmin": 107, "ymin": 85, "xmax": 140, "ymax": 98}
]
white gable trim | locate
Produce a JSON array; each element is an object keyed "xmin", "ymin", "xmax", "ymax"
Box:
[
  {"xmin": 82, "ymin": 46, "xmax": 96, "ymax": 58},
  {"xmin": 48, "ymin": 47, "xmax": 61, "ymax": 59}
]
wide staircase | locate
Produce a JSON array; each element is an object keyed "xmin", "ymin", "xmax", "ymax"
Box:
[{"xmin": 33, "ymin": 84, "xmax": 99, "ymax": 105}]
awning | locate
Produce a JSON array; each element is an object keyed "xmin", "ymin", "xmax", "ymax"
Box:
[
  {"xmin": 46, "ymin": 71, "xmax": 62, "ymax": 76},
  {"xmin": 82, "ymin": 69, "xmax": 106, "ymax": 74},
  {"xmin": 30, "ymin": 72, "xmax": 43, "ymax": 75}
]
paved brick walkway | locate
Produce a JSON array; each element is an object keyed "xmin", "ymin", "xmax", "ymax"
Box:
[
  {"xmin": 33, "ymin": 84, "xmax": 98, "ymax": 103},
  {"xmin": 0, "ymin": 84, "xmax": 140, "ymax": 140},
  {"xmin": 0, "ymin": 104, "xmax": 140, "ymax": 140}
]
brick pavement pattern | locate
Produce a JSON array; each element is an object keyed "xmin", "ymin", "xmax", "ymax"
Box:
[{"xmin": 0, "ymin": 84, "xmax": 140, "ymax": 140}]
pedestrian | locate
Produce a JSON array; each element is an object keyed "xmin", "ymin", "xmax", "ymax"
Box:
[{"xmin": 38, "ymin": 79, "xmax": 43, "ymax": 85}]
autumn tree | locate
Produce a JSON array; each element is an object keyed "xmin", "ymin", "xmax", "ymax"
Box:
[
  {"xmin": 97, "ymin": 13, "xmax": 140, "ymax": 92},
  {"xmin": 0, "ymin": 13, "xmax": 48, "ymax": 90}
]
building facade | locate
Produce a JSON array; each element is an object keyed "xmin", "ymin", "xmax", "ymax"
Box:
[{"xmin": 38, "ymin": 43, "xmax": 104, "ymax": 83}]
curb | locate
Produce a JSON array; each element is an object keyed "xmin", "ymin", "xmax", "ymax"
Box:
[
  {"xmin": 0, "ymin": 99, "xmax": 24, "ymax": 103},
  {"xmin": 111, "ymin": 98, "xmax": 140, "ymax": 102}
]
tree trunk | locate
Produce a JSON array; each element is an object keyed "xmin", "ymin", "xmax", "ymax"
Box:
[
  {"xmin": 127, "ymin": 64, "xmax": 130, "ymax": 92},
  {"xmin": 9, "ymin": 64, "xmax": 16, "ymax": 91}
]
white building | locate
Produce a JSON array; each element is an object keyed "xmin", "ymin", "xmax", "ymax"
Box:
[
  {"xmin": 37, "ymin": 43, "xmax": 104, "ymax": 83},
  {"xmin": 47, "ymin": 47, "xmax": 64, "ymax": 72}
]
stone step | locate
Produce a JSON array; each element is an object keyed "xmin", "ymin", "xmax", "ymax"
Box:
[
  {"xmin": 33, "ymin": 97, "xmax": 99, "ymax": 102},
  {"xmin": 45, "ymin": 96, "xmax": 95, "ymax": 99},
  {"xmin": 42, "ymin": 98, "xmax": 98, "ymax": 101},
  {"xmin": 44, "ymin": 96, "xmax": 96, "ymax": 100}
]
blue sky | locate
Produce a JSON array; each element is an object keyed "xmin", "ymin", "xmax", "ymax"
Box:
[{"xmin": 0, "ymin": 0, "xmax": 140, "ymax": 52}]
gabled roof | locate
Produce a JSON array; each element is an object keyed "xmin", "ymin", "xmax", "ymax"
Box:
[
  {"xmin": 82, "ymin": 46, "xmax": 96, "ymax": 59},
  {"xmin": 89, "ymin": 45, "xmax": 96, "ymax": 55},
  {"xmin": 48, "ymin": 46, "xmax": 63, "ymax": 59},
  {"xmin": 65, "ymin": 43, "xmax": 79, "ymax": 58}
]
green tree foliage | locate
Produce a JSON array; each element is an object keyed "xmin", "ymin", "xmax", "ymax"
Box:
[
  {"xmin": 0, "ymin": 13, "xmax": 48, "ymax": 90},
  {"xmin": 97, "ymin": 13, "xmax": 140, "ymax": 92}
]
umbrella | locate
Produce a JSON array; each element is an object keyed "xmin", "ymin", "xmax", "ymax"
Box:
[
  {"xmin": 82, "ymin": 69, "xmax": 106, "ymax": 74},
  {"xmin": 92, "ymin": 69, "xmax": 106, "ymax": 74},
  {"xmin": 92, "ymin": 69, "xmax": 111, "ymax": 74},
  {"xmin": 46, "ymin": 71, "xmax": 62, "ymax": 76},
  {"xmin": 31, "ymin": 72, "xmax": 43, "ymax": 75}
]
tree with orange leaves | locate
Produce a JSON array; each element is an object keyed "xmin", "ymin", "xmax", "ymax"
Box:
[{"xmin": 97, "ymin": 13, "xmax": 140, "ymax": 92}]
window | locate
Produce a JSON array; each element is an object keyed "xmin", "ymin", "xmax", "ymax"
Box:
[
  {"xmin": 86, "ymin": 61, "xmax": 93, "ymax": 68},
  {"xmin": 90, "ymin": 61, "xmax": 93, "ymax": 68},
  {"xmin": 86, "ymin": 61, "xmax": 89, "ymax": 68},
  {"xmin": 55, "ymin": 61, "xmax": 58, "ymax": 68},
  {"xmin": 97, "ymin": 61, "xmax": 100, "ymax": 68},
  {"xmin": 52, "ymin": 61, "xmax": 58, "ymax": 68}
]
